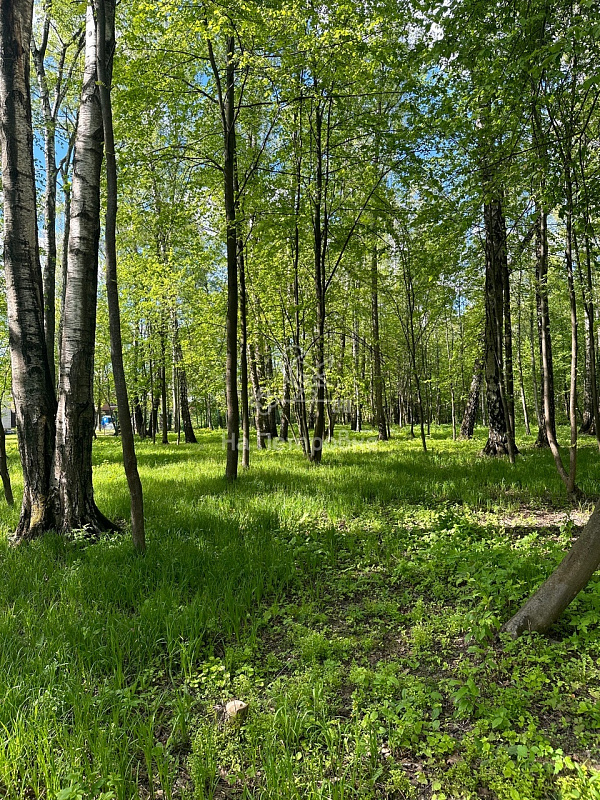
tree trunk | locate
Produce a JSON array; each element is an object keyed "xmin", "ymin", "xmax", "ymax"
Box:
[
  {"xmin": 53, "ymin": 2, "xmax": 114, "ymax": 534},
  {"xmin": 575, "ymin": 228, "xmax": 600, "ymax": 446},
  {"xmin": 351, "ymin": 301, "xmax": 361, "ymax": 432},
  {"xmin": 502, "ymin": 502, "xmax": 600, "ymax": 636},
  {"xmin": 249, "ymin": 343, "xmax": 269, "ymax": 448},
  {"xmin": 445, "ymin": 319, "xmax": 457, "ymax": 440},
  {"xmin": 371, "ymin": 239, "xmax": 388, "ymax": 441},
  {"xmin": 280, "ymin": 358, "xmax": 291, "ymax": 443},
  {"xmin": 580, "ymin": 307, "xmax": 593, "ymax": 435},
  {"xmin": 238, "ymin": 228, "xmax": 250, "ymax": 467},
  {"xmin": 516, "ymin": 271, "xmax": 531, "ymax": 436},
  {"xmin": 311, "ymin": 104, "xmax": 327, "ymax": 464},
  {"xmin": 536, "ymin": 206, "xmax": 577, "ymax": 492},
  {"xmin": 535, "ymin": 210, "xmax": 554, "ymax": 448},
  {"xmin": 0, "ymin": 0, "xmax": 58, "ymax": 539},
  {"xmin": 178, "ymin": 363, "xmax": 196, "ymax": 444},
  {"xmin": 160, "ymin": 329, "xmax": 168, "ymax": 444},
  {"xmin": 460, "ymin": 338, "xmax": 484, "ymax": 439},
  {"xmin": 530, "ymin": 297, "xmax": 544, "ymax": 446},
  {"xmin": 583, "ymin": 230, "xmax": 600, "ymax": 449},
  {"xmin": 502, "ymin": 243, "xmax": 516, "ymax": 443},
  {"xmin": 173, "ymin": 323, "xmax": 196, "ymax": 444},
  {"xmin": 289, "ymin": 84, "xmax": 310, "ymax": 457},
  {"xmin": 133, "ymin": 395, "xmax": 145, "ymax": 438},
  {"xmin": 264, "ymin": 347, "xmax": 278, "ymax": 439},
  {"xmin": 207, "ymin": 36, "xmax": 239, "ymax": 479},
  {"xmin": 57, "ymin": 132, "xmax": 75, "ymax": 363},
  {"xmin": 482, "ymin": 197, "xmax": 514, "ymax": 459},
  {"xmin": 564, "ymin": 176, "xmax": 578, "ymax": 495},
  {"xmin": 31, "ymin": 24, "xmax": 57, "ymax": 386},
  {"xmin": 149, "ymin": 357, "xmax": 158, "ymax": 443},
  {"xmin": 95, "ymin": 0, "xmax": 145, "ymax": 551},
  {"xmin": 0, "ymin": 417, "xmax": 13, "ymax": 507}
]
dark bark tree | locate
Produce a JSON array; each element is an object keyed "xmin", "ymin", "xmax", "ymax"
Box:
[
  {"xmin": 563, "ymin": 170, "xmax": 579, "ymax": 495},
  {"xmin": 289, "ymin": 89, "xmax": 311, "ymax": 457},
  {"xmin": 237, "ymin": 208, "xmax": 250, "ymax": 468},
  {"xmin": 445, "ymin": 315, "xmax": 457, "ymax": 440},
  {"xmin": 575, "ymin": 227, "xmax": 600, "ymax": 446},
  {"xmin": 95, "ymin": 0, "xmax": 145, "ymax": 551},
  {"xmin": 311, "ymin": 101, "xmax": 327, "ymax": 464},
  {"xmin": 371, "ymin": 238, "xmax": 388, "ymax": 441},
  {"xmin": 207, "ymin": 35, "xmax": 239, "ymax": 480},
  {"xmin": 0, "ymin": 417, "xmax": 13, "ymax": 507},
  {"xmin": 351, "ymin": 301, "xmax": 362, "ymax": 432},
  {"xmin": 482, "ymin": 195, "xmax": 515, "ymax": 460},
  {"xmin": 516, "ymin": 270, "xmax": 531, "ymax": 436},
  {"xmin": 264, "ymin": 346, "xmax": 278, "ymax": 439},
  {"xmin": 0, "ymin": 0, "xmax": 57, "ymax": 540},
  {"xmin": 160, "ymin": 324, "xmax": 168, "ymax": 444},
  {"xmin": 401, "ymin": 254, "xmax": 427, "ymax": 452},
  {"xmin": 534, "ymin": 209, "xmax": 554, "ymax": 448},
  {"xmin": 132, "ymin": 333, "xmax": 146, "ymax": 438},
  {"xmin": 280, "ymin": 361, "xmax": 291, "ymax": 443},
  {"xmin": 173, "ymin": 322, "xmax": 197, "ymax": 444},
  {"xmin": 536, "ymin": 204, "xmax": 578, "ymax": 494},
  {"xmin": 249, "ymin": 343, "xmax": 270, "ymax": 448}
]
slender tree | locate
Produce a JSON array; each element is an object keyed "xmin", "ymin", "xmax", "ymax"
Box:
[
  {"xmin": 0, "ymin": 0, "xmax": 57, "ymax": 540},
  {"xmin": 95, "ymin": 0, "xmax": 145, "ymax": 551}
]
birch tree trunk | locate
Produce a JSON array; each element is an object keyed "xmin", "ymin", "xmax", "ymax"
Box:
[
  {"xmin": 53, "ymin": 3, "xmax": 113, "ymax": 533},
  {"xmin": 460, "ymin": 337, "xmax": 484, "ymax": 439},
  {"xmin": 0, "ymin": 0, "xmax": 58, "ymax": 540},
  {"xmin": 31, "ymin": 20, "xmax": 83, "ymax": 387},
  {"xmin": 31, "ymin": 19, "xmax": 57, "ymax": 384}
]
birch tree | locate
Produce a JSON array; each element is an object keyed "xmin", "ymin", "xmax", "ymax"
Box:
[{"xmin": 0, "ymin": 0, "xmax": 57, "ymax": 540}]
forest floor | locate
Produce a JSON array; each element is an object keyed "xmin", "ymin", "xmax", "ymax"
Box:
[{"xmin": 0, "ymin": 426, "xmax": 599, "ymax": 800}]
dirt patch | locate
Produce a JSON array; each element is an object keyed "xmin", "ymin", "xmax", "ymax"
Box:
[{"xmin": 480, "ymin": 506, "xmax": 593, "ymax": 531}]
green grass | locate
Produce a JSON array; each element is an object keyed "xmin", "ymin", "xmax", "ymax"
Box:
[{"xmin": 0, "ymin": 425, "xmax": 599, "ymax": 799}]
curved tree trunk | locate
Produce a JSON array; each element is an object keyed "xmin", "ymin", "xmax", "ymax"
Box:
[
  {"xmin": 0, "ymin": 0, "xmax": 57, "ymax": 540},
  {"xmin": 502, "ymin": 502, "xmax": 600, "ymax": 637}
]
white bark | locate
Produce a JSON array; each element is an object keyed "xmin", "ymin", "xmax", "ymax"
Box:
[
  {"xmin": 53, "ymin": 2, "xmax": 113, "ymax": 531},
  {"xmin": 0, "ymin": 0, "xmax": 57, "ymax": 538}
]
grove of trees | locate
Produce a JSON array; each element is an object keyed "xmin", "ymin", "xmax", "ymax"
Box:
[{"xmin": 2, "ymin": 0, "xmax": 600, "ymax": 634}]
